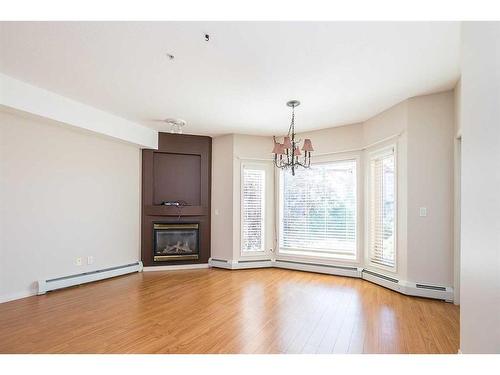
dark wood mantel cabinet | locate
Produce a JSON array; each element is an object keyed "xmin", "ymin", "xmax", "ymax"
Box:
[{"xmin": 141, "ymin": 133, "xmax": 212, "ymax": 266}]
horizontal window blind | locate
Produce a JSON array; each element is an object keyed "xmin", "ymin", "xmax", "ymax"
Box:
[
  {"xmin": 369, "ymin": 151, "xmax": 396, "ymax": 267},
  {"xmin": 280, "ymin": 160, "xmax": 357, "ymax": 256},
  {"xmin": 241, "ymin": 168, "xmax": 265, "ymax": 252}
]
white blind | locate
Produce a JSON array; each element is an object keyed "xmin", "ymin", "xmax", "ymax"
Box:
[
  {"xmin": 369, "ymin": 151, "xmax": 396, "ymax": 267},
  {"xmin": 280, "ymin": 160, "xmax": 357, "ymax": 256},
  {"xmin": 241, "ymin": 168, "xmax": 265, "ymax": 252}
]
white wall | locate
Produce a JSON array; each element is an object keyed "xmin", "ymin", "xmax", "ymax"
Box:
[
  {"xmin": 0, "ymin": 111, "xmax": 141, "ymax": 302},
  {"xmin": 460, "ymin": 22, "xmax": 500, "ymax": 353},
  {"xmin": 453, "ymin": 79, "xmax": 462, "ymax": 305}
]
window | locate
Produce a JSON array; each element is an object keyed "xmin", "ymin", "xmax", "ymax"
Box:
[
  {"xmin": 368, "ymin": 148, "xmax": 396, "ymax": 268},
  {"xmin": 241, "ymin": 166, "xmax": 266, "ymax": 253},
  {"xmin": 279, "ymin": 159, "xmax": 357, "ymax": 258}
]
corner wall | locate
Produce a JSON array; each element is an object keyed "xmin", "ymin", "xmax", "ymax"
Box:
[
  {"xmin": 210, "ymin": 135, "xmax": 234, "ymax": 261},
  {"xmin": 406, "ymin": 92, "xmax": 455, "ymax": 287},
  {"xmin": 0, "ymin": 111, "xmax": 141, "ymax": 302}
]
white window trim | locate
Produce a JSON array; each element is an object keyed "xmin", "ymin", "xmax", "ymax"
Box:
[
  {"xmin": 240, "ymin": 161, "xmax": 271, "ymax": 257},
  {"xmin": 275, "ymin": 153, "xmax": 362, "ymax": 263},
  {"xmin": 365, "ymin": 143, "xmax": 398, "ymax": 273}
]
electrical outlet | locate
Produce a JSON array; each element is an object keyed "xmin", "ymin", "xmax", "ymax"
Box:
[
  {"xmin": 75, "ymin": 257, "xmax": 83, "ymax": 266},
  {"xmin": 87, "ymin": 256, "xmax": 94, "ymax": 265}
]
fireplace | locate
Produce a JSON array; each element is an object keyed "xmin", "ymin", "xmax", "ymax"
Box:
[
  {"xmin": 153, "ymin": 223, "xmax": 199, "ymax": 261},
  {"xmin": 142, "ymin": 133, "xmax": 211, "ymax": 266}
]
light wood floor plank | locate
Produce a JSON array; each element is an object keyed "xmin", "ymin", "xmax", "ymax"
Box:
[{"xmin": 0, "ymin": 268, "xmax": 459, "ymax": 354}]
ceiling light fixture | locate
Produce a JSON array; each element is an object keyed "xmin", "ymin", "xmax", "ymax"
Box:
[
  {"xmin": 163, "ymin": 118, "xmax": 186, "ymax": 134},
  {"xmin": 272, "ymin": 100, "xmax": 314, "ymax": 176}
]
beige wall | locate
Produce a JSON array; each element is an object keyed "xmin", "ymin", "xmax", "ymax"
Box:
[
  {"xmin": 210, "ymin": 135, "xmax": 234, "ymax": 261},
  {"xmin": 0, "ymin": 110, "xmax": 141, "ymax": 302},
  {"xmin": 298, "ymin": 122, "xmax": 364, "ymax": 154},
  {"xmin": 460, "ymin": 22, "xmax": 500, "ymax": 353},
  {"xmin": 211, "ymin": 90, "xmax": 456, "ymax": 291},
  {"xmin": 454, "ymin": 79, "xmax": 462, "ymax": 137},
  {"xmin": 363, "ymin": 101, "xmax": 407, "ymax": 145},
  {"xmin": 406, "ymin": 92, "xmax": 455, "ymax": 286}
]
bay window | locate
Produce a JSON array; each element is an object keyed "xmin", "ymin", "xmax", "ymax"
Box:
[{"xmin": 279, "ymin": 159, "xmax": 358, "ymax": 259}]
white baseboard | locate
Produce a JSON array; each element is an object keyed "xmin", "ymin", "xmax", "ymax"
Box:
[
  {"xmin": 209, "ymin": 258, "xmax": 273, "ymax": 269},
  {"xmin": 362, "ymin": 269, "xmax": 454, "ymax": 302},
  {"xmin": 399, "ymin": 280, "xmax": 454, "ymax": 302},
  {"xmin": 0, "ymin": 289, "xmax": 37, "ymax": 304},
  {"xmin": 143, "ymin": 263, "xmax": 209, "ymax": 271}
]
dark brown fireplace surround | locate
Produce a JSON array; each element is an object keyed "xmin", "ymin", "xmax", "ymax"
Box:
[{"xmin": 141, "ymin": 133, "xmax": 211, "ymax": 266}]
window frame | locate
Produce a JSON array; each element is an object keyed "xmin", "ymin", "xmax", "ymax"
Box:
[
  {"xmin": 240, "ymin": 161, "xmax": 269, "ymax": 257},
  {"xmin": 365, "ymin": 144, "xmax": 398, "ymax": 273},
  {"xmin": 276, "ymin": 153, "xmax": 361, "ymax": 263}
]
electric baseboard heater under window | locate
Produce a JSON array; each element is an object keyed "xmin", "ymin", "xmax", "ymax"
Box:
[{"xmin": 37, "ymin": 261, "xmax": 143, "ymax": 295}]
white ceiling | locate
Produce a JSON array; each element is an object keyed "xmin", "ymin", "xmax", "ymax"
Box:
[{"xmin": 0, "ymin": 22, "xmax": 460, "ymax": 136}]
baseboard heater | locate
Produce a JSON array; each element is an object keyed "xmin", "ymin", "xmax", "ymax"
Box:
[
  {"xmin": 362, "ymin": 269, "xmax": 399, "ymax": 283},
  {"xmin": 209, "ymin": 258, "xmax": 273, "ymax": 270},
  {"xmin": 209, "ymin": 259, "xmax": 453, "ymax": 302},
  {"xmin": 361, "ymin": 269, "xmax": 402, "ymax": 294},
  {"xmin": 416, "ymin": 283, "xmax": 447, "ymax": 291},
  {"xmin": 210, "ymin": 258, "xmax": 229, "ymax": 264},
  {"xmin": 274, "ymin": 259, "xmax": 361, "ymax": 278},
  {"xmin": 275, "ymin": 259, "xmax": 357, "ymax": 271},
  {"xmin": 37, "ymin": 261, "xmax": 143, "ymax": 295}
]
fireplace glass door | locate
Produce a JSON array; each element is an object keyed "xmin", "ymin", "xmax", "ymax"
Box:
[{"xmin": 153, "ymin": 223, "xmax": 199, "ymax": 261}]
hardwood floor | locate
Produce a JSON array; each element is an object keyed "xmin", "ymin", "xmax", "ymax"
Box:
[{"xmin": 0, "ymin": 268, "xmax": 459, "ymax": 354}]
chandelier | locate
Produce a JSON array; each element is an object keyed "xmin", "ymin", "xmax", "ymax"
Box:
[{"xmin": 272, "ymin": 100, "xmax": 314, "ymax": 176}]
